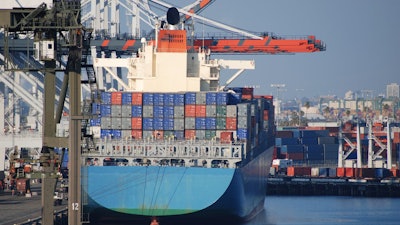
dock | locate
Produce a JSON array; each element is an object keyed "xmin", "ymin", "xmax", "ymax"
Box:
[
  {"xmin": 0, "ymin": 182, "xmax": 67, "ymax": 225},
  {"xmin": 267, "ymin": 177, "xmax": 400, "ymax": 197}
]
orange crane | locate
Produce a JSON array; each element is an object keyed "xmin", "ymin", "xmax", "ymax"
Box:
[{"xmin": 95, "ymin": 0, "xmax": 325, "ymax": 55}]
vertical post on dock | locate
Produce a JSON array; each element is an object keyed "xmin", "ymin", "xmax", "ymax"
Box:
[
  {"xmin": 356, "ymin": 121, "xmax": 362, "ymax": 168},
  {"xmin": 368, "ymin": 120, "xmax": 373, "ymax": 168},
  {"xmin": 387, "ymin": 120, "xmax": 392, "ymax": 169}
]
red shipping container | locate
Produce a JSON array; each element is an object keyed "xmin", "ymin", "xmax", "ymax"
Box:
[
  {"xmin": 287, "ymin": 166, "xmax": 311, "ymax": 177},
  {"xmin": 195, "ymin": 105, "xmax": 206, "ymax": 117},
  {"xmin": 242, "ymin": 94, "xmax": 253, "ymax": 100},
  {"xmin": 263, "ymin": 110, "xmax": 269, "ymax": 121},
  {"xmin": 111, "ymin": 92, "xmax": 122, "ymax": 105},
  {"xmin": 132, "ymin": 92, "xmax": 143, "ymax": 105},
  {"xmin": 226, "ymin": 117, "xmax": 237, "ymax": 130},
  {"xmin": 394, "ymin": 132, "xmax": 400, "ymax": 144},
  {"xmin": 185, "ymin": 130, "xmax": 196, "ymax": 139},
  {"xmin": 355, "ymin": 168, "xmax": 375, "ymax": 178},
  {"xmin": 131, "ymin": 117, "xmax": 143, "ymax": 129},
  {"xmin": 391, "ymin": 168, "xmax": 400, "ymax": 178},
  {"xmin": 131, "ymin": 130, "xmax": 142, "ymax": 139},
  {"xmin": 345, "ymin": 167, "xmax": 355, "ymax": 178},
  {"xmin": 185, "ymin": 105, "xmax": 196, "ymax": 117},
  {"xmin": 283, "ymin": 152, "xmax": 304, "ymax": 161},
  {"xmin": 337, "ymin": 167, "xmax": 346, "ymax": 177},
  {"xmin": 220, "ymin": 131, "xmax": 234, "ymax": 143}
]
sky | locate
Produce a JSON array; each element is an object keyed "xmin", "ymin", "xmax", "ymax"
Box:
[{"xmin": 166, "ymin": 0, "xmax": 400, "ymax": 100}]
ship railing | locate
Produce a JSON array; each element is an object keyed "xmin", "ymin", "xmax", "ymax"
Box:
[{"xmin": 82, "ymin": 138, "xmax": 245, "ymax": 161}]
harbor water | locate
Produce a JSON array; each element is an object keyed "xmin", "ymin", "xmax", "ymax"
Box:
[
  {"xmin": 251, "ymin": 196, "xmax": 400, "ymax": 225},
  {"xmin": 94, "ymin": 196, "xmax": 400, "ymax": 225}
]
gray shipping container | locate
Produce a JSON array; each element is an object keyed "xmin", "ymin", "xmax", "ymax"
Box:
[
  {"xmin": 174, "ymin": 118, "xmax": 185, "ymax": 130},
  {"xmin": 196, "ymin": 92, "xmax": 206, "ymax": 104},
  {"xmin": 111, "ymin": 105, "xmax": 122, "ymax": 117},
  {"xmin": 206, "ymin": 105, "xmax": 217, "ymax": 117},
  {"xmin": 174, "ymin": 106, "xmax": 185, "ymax": 118},
  {"xmin": 226, "ymin": 105, "xmax": 237, "ymax": 117},
  {"xmin": 121, "ymin": 117, "xmax": 132, "ymax": 130},
  {"xmin": 111, "ymin": 117, "xmax": 122, "ymax": 129},
  {"xmin": 237, "ymin": 116, "xmax": 251, "ymax": 129},
  {"xmin": 100, "ymin": 117, "xmax": 112, "ymax": 129},
  {"xmin": 143, "ymin": 105, "xmax": 154, "ymax": 117},
  {"xmin": 121, "ymin": 130, "xmax": 132, "ymax": 138},
  {"xmin": 121, "ymin": 105, "xmax": 132, "ymax": 117},
  {"xmin": 237, "ymin": 103, "xmax": 250, "ymax": 117},
  {"xmin": 143, "ymin": 130, "xmax": 154, "ymax": 139},
  {"xmin": 185, "ymin": 117, "xmax": 195, "ymax": 129},
  {"xmin": 196, "ymin": 130, "xmax": 206, "ymax": 139}
]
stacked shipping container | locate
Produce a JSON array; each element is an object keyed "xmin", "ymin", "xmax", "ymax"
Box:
[{"xmin": 91, "ymin": 89, "xmax": 274, "ymax": 146}]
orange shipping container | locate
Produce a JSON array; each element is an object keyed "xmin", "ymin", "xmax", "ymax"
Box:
[
  {"xmin": 195, "ymin": 105, "xmax": 206, "ymax": 117},
  {"xmin": 220, "ymin": 131, "xmax": 234, "ymax": 143},
  {"xmin": 132, "ymin": 92, "xmax": 143, "ymax": 105},
  {"xmin": 185, "ymin": 105, "xmax": 196, "ymax": 117},
  {"xmin": 345, "ymin": 168, "xmax": 355, "ymax": 178},
  {"xmin": 394, "ymin": 132, "xmax": 400, "ymax": 144},
  {"xmin": 111, "ymin": 92, "xmax": 122, "ymax": 105},
  {"xmin": 131, "ymin": 117, "xmax": 143, "ymax": 130},
  {"xmin": 131, "ymin": 130, "xmax": 142, "ymax": 139},
  {"xmin": 391, "ymin": 168, "xmax": 400, "ymax": 178},
  {"xmin": 185, "ymin": 130, "xmax": 196, "ymax": 139},
  {"xmin": 263, "ymin": 110, "xmax": 269, "ymax": 121},
  {"xmin": 337, "ymin": 167, "xmax": 346, "ymax": 177},
  {"xmin": 226, "ymin": 117, "xmax": 237, "ymax": 130}
]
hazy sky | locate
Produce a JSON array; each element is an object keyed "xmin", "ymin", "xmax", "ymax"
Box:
[{"xmin": 172, "ymin": 0, "xmax": 400, "ymax": 99}]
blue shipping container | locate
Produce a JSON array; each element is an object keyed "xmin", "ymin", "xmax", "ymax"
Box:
[
  {"xmin": 275, "ymin": 137, "xmax": 299, "ymax": 146},
  {"xmin": 164, "ymin": 94, "xmax": 175, "ymax": 106},
  {"xmin": 131, "ymin": 105, "xmax": 143, "ymax": 117},
  {"xmin": 195, "ymin": 118, "xmax": 206, "ymax": 130},
  {"xmin": 90, "ymin": 118, "xmax": 101, "ymax": 126},
  {"xmin": 153, "ymin": 118, "xmax": 164, "ymax": 130},
  {"xmin": 237, "ymin": 128, "xmax": 249, "ymax": 140},
  {"xmin": 122, "ymin": 92, "xmax": 132, "ymax": 105},
  {"xmin": 185, "ymin": 92, "xmax": 196, "ymax": 105},
  {"xmin": 100, "ymin": 104, "xmax": 112, "ymax": 117},
  {"xmin": 143, "ymin": 93, "xmax": 154, "ymax": 105},
  {"xmin": 216, "ymin": 92, "xmax": 229, "ymax": 105},
  {"xmin": 280, "ymin": 145, "xmax": 304, "ymax": 154},
  {"xmin": 91, "ymin": 103, "xmax": 100, "ymax": 115},
  {"xmin": 142, "ymin": 118, "xmax": 154, "ymax": 130},
  {"xmin": 174, "ymin": 130, "xmax": 185, "ymax": 140},
  {"xmin": 205, "ymin": 117, "xmax": 216, "ymax": 130},
  {"xmin": 153, "ymin": 106, "xmax": 164, "ymax": 118},
  {"xmin": 153, "ymin": 93, "xmax": 165, "ymax": 106},
  {"xmin": 163, "ymin": 118, "xmax": 174, "ymax": 130},
  {"xmin": 163, "ymin": 106, "xmax": 174, "ymax": 118},
  {"xmin": 101, "ymin": 92, "xmax": 111, "ymax": 104},
  {"xmin": 206, "ymin": 92, "xmax": 217, "ymax": 105},
  {"xmin": 173, "ymin": 94, "xmax": 185, "ymax": 106},
  {"xmin": 111, "ymin": 129, "xmax": 122, "ymax": 139},
  {"xmin": 100, "ymin": 129, "xmax": 112, "ymax": 138}
]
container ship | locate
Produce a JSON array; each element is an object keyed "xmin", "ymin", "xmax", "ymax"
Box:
[{"xmin": 80, "ymin": 7, "xmax": 275, "ymax": 223}]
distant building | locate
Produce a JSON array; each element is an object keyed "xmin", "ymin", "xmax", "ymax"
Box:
[
  {"xmin": 344, "ymin": 91, "xmax": 354, "ymax": 100},
  {"xmin": 386, "ymin": 83, "xmax": 399, "ymax": 98}
]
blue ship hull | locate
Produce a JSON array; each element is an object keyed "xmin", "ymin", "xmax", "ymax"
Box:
[{"xmin": 82, "ymin": 145, "xmax": 273, "ymax": 222}]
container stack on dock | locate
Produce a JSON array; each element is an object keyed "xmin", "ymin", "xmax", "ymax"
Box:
[{"xmin": 274, "ymin": 128, "xmax": 339, "ymax": 165}]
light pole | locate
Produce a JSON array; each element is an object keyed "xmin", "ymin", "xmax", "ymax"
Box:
[{"xmin": 271, "ymin": 84, "xmax": 286, "ymax": 127}]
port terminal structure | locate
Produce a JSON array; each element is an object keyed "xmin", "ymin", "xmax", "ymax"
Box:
[{"xmin": 0, "ymin": 1, "xmax": 325, "ymax": 225}]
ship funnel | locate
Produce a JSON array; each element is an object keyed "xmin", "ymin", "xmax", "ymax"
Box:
[{"xmin": 167, "ymin": 7, "xmax": 180, "ymax": 29}]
